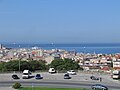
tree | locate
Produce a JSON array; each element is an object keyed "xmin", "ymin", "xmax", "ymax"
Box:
[
  {"xmin": 4, "ymin": 60, "xmax": 19, "ymax": 71},
  {"xmin": 28, "ymin": 60, "xmax": 46, "ymax": 71},
  {"xmin": 1, "ymin": 59, "xmax": 47, "ymax": 72},
  {"xmin": 50, "ymin": 59, "xmax": 64, "ymax": 70},
  {"xmin": 12, "ymin": 82, "xmax": 21, "ymax": 89},
  {"xmin": 0, "ymin": 62, "xmax": 7, "ymax": 72},
  {"xmin": 50, "ymin": 58, "xmax": 79, "ymax": 71},
  {"xmin": 64, "ymin": 58, "xmax": 79, "ymax": 70},
  {"xmin": 20, "ymin": 61, "xmax": 29, "ymax": 71}
]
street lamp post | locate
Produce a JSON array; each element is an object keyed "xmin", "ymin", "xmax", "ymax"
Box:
[
  {"xmin": 19, "ymin": 59, "xmax": 20, "ymax": 73},
  {"xmin": 32, "ymin": 83, "xmax": 34, "ymax": 90}
]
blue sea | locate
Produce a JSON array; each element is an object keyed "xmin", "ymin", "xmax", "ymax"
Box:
[{"xmin": 3, "ymin": 43, "xmax": 120, "ymax": 54}]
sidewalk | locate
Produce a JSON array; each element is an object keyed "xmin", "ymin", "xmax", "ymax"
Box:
[{"xmin": 0, "ymin": 87, "xmax": 15, "ymax": 90}]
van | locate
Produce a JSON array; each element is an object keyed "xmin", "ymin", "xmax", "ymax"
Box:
[
  {"xmin": 22, "ymin": 70, "xmax": 31, "ymax": 79},
  {"xmin": 48, "ymin": 68, "xmax": 56, "ymax": 74},
  {"xmin": 112, "ymin": 70, "xmax": 120, "ymax": 79}
]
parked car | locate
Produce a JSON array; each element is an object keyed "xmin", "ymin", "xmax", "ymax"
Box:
[
  {"xmin": 91, "ymin": 84, "xmax": 108, "ymax": 90},
  {"xmin": 48, "ymin": 68, "xmax": 56, "ymax": 74},
  {"xmin": 67, "ymin": 70, "xmax": 76, "ymax": 75},
  {"xmin": 35, "ymin": 74, "xmax": 43, "ymax": 79},
  {"xmin": 12, "ymin": 74, "xmax": 20, "ymax": 79},
  {"xmin": 22, "ymin": 70, "xmax": 31, "ymax": 79},
  {"xmin": 64, "ymin": 73, "xmax": 71, "ymax": 79},
  {"xmin": 90, "ymin": 76, "xmax": 99, "ymax": 80}
]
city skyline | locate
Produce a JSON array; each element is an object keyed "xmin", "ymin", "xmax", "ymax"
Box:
[{"xmin": 0, "ymin": 0, "xmax": 120, "ymax": 43}]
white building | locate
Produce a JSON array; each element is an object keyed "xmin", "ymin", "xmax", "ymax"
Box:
[{"xmin": 113, "ymin": 61, "xmax": 120, "ymax": 69}]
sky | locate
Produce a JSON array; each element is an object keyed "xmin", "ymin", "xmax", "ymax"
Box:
[{"xmin": 0, "ymin": 0, "xmax": 120, "ymax": 43}]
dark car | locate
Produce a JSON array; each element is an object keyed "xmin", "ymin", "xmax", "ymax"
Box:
[
  {"xmin": 64, "ymin": 73, "xmax": 71, "ymax": 79},
  {"xmin": 90, "ymin": 76, "xmax": 99, "ymax": 80},
  {"xmin": 12, "ymin": 74, "xmax": 20, "ymax": 79},
  {"xmin": 91, "ymin": 84, "xmax": 108, "ymax": 90},
  {"xmin": 35, "ymin": 74, "xmax": 43, "ymax": 79}
]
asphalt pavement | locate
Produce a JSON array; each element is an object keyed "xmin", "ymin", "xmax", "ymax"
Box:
[{"xmin": 0, "ymin": 72, "xmax": 120, "ymax": 90}]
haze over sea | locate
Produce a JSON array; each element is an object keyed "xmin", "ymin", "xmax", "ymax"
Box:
[{"xmin": 3, "ymin": 43, "xmax": 120, "ymax": 54}]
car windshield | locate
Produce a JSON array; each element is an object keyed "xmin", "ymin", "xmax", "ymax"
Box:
[
  {"xmin": 23, "ymin": 73, "xmax": 28, "ymax": 75},
  {"xmin": 13, "ymin": 75, "xmax": 17, "ymax": 77},
  {"xmin": 36, "ymin": 74, "xmax": 40, "ymax": 77},
  {"xmin": 92, "ymin": 76, "xmax": 97, "ymax": 78},
  {"xmin": 65, "ymin": 74, "xmax": 69, "ymax": 76},
  {"xmin": 95, "ymin": 84, "xmax": 103, "ymax": 86}
]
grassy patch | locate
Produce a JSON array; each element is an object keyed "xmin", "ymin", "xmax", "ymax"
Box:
[{"xmin": 19, "ymin": 87, "xmax": 88, "ymax": 90}]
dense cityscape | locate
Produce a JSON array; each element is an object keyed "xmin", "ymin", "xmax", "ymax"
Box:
[
  {"xmin": 0, "ymin": 44, "xmax": 120, "ymax": 72},
  {"xmin": 1, "ymin": 43, "xmax": 120, "ymax": 90}
]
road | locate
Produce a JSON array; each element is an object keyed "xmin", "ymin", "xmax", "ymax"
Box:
[
  {"xmin": 0, "ymin": 80, "xmax": 120, "ymax": 90},
  {"xmin": 0, "ymin": 72, "xmax": 120, "ymax": 90}
]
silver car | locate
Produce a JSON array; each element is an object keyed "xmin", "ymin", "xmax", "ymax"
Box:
[{"xmin": 91, "ymin": 84, "xmax": 108, "ymax": 90}]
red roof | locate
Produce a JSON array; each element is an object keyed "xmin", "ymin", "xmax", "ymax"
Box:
[
  {"xmin": 101, "ymin": 67, "xmax": 109, "ymax": 71},
  {"xmin": 32, "ymin": 51, "xmax": 37, "ymax": 54}
]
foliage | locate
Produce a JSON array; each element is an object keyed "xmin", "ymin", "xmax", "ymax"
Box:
[
  {"xmin": 12, "ymin": 82, "xmax": 21, "ymax": 89},
  {"xmin": 50, "ymin": 59, "xmax": 64, "ymax": 70},
  {"xmin": 50, "ymin": 58, "xmax": 79, "ymax": 71},
  {"xmin": 0, "ymin": 62, "xmax": 7, "ymax": 72},
  {"xmin": 0, "ymin": 60, "xmax": 46, "ymax": 72},
  {"xmin": 4, "ymin": 60, "xmax": 20, "ymax": 71},
  {"xmin": 28, "ymin": 60, "xmax": 47, "ymax": 71},
  {"xmin": 0, "ymin": 58, "xmax": 80, "ymax": 72}
]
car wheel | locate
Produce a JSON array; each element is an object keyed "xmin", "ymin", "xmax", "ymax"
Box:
[{"xmin": 92, "ymin": 87, "xmax": 96, "ymax": 89}]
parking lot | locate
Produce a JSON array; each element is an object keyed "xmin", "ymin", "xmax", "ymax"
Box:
[
  {"xmin": 0, "ymin": 72, "xmax": 119, "ymax": 84},
  {"xmin": 0, "ymin": 71, "xmax": 120, "ymax": 90}
]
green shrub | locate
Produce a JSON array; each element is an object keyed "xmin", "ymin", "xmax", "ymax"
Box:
[{"xmin": 12, "ymin": 82, "xmax": 21, "ymax": 89}]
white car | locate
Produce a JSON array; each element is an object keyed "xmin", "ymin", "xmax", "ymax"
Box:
[
  {"xmin": 22, "ymin": 70, "xmax": 31, "ymax": 79},
  {"xmin": 48, "ymin": 68, "xmax": 56, "ymax": 74},
  {"xmin": 67, "ymin": 70, "xmax": 76, "ymax": 75}
]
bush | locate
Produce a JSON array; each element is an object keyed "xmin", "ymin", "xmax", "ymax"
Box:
[{"xmin": 12, "ymin": 82, "xmax": 21, "ymax": 89}]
